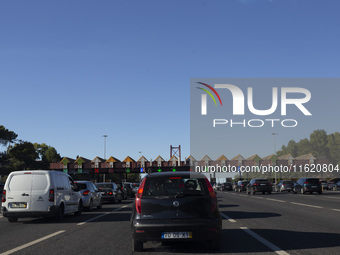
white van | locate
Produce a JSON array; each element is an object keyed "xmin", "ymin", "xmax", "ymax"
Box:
[{"xmin": 1, "ymin": 170, "xmax": 82, "ymax": 222}]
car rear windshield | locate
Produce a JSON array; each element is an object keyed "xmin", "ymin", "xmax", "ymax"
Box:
[
  {"xmin": 306, "ymin": 179, "xmax": 319, "ymax": 184},
  {"xmin": 96, "ymin": 184, "xmax": 112, "ymax": 189},
  {"xmin": 255, "ymin": 179, "xmax": 269, "ymax": 183},
  {"xmin": 283, "ymin": 181, "xmax": 293, "ymax": 184},
  {"xmin": 143, "ymin": 176, "xmax": 207, "ymax": 197},
  {"xmin": 76, "ymin": 183, "xmax": 87, "ymax": 190}
]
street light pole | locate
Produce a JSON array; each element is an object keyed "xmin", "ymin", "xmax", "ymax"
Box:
[
  {"xmin": 102, "ymin": 135, "xmax": 108, "ymax": 160},
  {"xmin": 272, "ymin": 133, "xmax": 278, "ymax": 183}
]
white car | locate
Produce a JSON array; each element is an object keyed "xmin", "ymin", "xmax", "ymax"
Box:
[
  {"xmin": 1, "ymin": 170, "xmax": 82, "ymax": 222},
  {"xmin": 75, "ymin": 181, "xmax": 102, "ymax": 211}
]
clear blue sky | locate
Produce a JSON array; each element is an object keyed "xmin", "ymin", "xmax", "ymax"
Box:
[{"xmin": 1, "ymin": 0, "xmax": 339, "ymax": 161}]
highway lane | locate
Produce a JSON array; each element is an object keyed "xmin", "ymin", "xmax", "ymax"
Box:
[
  {"xmin": 219, "ymin": 190, "xmax": 340, "ymax": 255},
  {"xmin": 1, "ymin": 191, "xmax": 340, "ymax": 254}
]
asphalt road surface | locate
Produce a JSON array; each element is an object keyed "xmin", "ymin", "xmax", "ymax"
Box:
[{"xmin": 1, "ymin": 191, "xmax": 340, "ymax": 255}]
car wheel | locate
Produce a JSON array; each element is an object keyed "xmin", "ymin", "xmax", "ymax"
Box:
[
  {"xmin": 8, "ymin": 217, "xmax": 18, "ymax": 223},
  {"xmin": 211, "ymin": 239, "xmax": 220, "ymax": 250},
  {"xmin": 97, "ymin": 199, "xmax": 103, "ymax": 209},
  {"xmin": 112, "ymin": 197, "xmax": 116, "ymax": 204},
  {"xmin": 55, "ymin": 204, "xmax": 64, "ymax": 221},
  {"xmin": 132, "ymin": 239, "xmax": 143, "ymax": 252},
  {"xmin": 268, "ymin": 191, "xmax": 271, "ymax": 194},
  {"xmin": 75, "ymin": 201, "xmax": 82, "ymax": 216},
  {"xmin": 318, "ymin": 191, "xmax": 322, "ymax": 194},
  {"xmin": 88, "ymin": 199, "xmax": 93, "ymax": 212}
]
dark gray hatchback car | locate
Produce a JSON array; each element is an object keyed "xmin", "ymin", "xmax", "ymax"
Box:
[
  {"xmin": 130, "ymin": 171, "xmax": 222, "ymax": 251},
  {"xmin": 293, "ymin": 177, "xmax": 322, "ymax": 194}
]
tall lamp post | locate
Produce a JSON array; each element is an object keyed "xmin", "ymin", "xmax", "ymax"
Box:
[
  {"xmin": 272, "ymin": 133, "xmax": 278, "ymax": 183},
  {"xmin": 102, "ymin": 135, "xmax": 108, "ymax": 160}
]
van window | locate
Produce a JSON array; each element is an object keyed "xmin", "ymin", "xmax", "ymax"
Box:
[
  {"xmin": 62, "ymin": 176, "xmax": 71, "ymax": 190},
  {"xmin": 32, "ymin": 174, "xmax": 48, "ymax": 191},
  {"xmin": 9, "ymin": 174, "xmax": 33, "ymax": 191}
]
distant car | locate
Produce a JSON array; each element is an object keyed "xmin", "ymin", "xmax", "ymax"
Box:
[
  {"xmin": 117, "ymin": 183, "xmax": 128, "ymax": 200},
  {"xmin": 333, "ymin": 181, "xmax": 340, "ymax": 191},
  {"xmin": 221, "ymin": 182, "xmax": 232, "ymax": 191},
  {"xmin": 131, "ymin": 172, "xmax": 222, "ymax": 251},
  {"xmin": 320, "ymin": 180, "xmax": 328, "ymax": 190},
  {"xmin": 327, "ymin": 182, "xmax": 336, "ymax": 191},
  {"xmin": 96, "ymin": 182, "xmax": 123, "ymax": 203},
  {"xmin": 247, "ymin": 179, "xmax": 272, "ymax": 195},
  {"xmin": 131, "ymin": 183, "xmax": 140, "ymax": 195},
  {"xmin": 123, "ymin": 182, "xmax": 134, "ymax": 198},
  {"xmin": 214, "ymin": 183, "xmax": 222, "ymax": 191},
  {"xmin": 293, "ymin": 177, "xmax": 322, "ymax": 194},
  {"xmin": 275, "ymin": 180, "xmax": 294, "ymax": 192},
  {"xmin": 75, "ymin": 181, "xmax": 102, "ymax": 211},
  {"xmin": 235, "ymin": 181, "xmax": 249, "ymax": 192}
]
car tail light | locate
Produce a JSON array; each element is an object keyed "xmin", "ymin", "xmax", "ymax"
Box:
[
  {"xmin": 109, "ymin": 191, "xmax": 113, "ymax": 195},
  {"xmin": 83, "ymin": 190, "xmax": 90, "ymax": 196},
  {"xmin": 2, "ymin": 190, "xmax": 6, "ymax": 203},
  {"xmin": 254, "ymin": 183, "xmax": 259, "ymax": 186},
  {"xmin": 49, "ymin": 189, "xmax": 54, "ymax": 202},
  {"xmin": 205, "ymin": 178, "xmax": 216, "ymax": 212},
  {"xmin": 135, "ymin": 178, "xmax": 146, "ymax": 214},
  {"xmin": 304, "ymin": 182, "xmax": 309, "ymax": 184},
  {"xmin": 318, "ymin": 181, "xmax": 321, "ymax": 184}
]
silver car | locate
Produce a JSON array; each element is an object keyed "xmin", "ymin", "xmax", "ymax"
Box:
[{"xmin": 75, "ymin": 181, "xmax": 102, "ymax": 211}]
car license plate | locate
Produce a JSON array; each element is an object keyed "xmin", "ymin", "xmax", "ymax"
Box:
[
  {"xmin": 312, "ymin": 186, "xmax": 317, "ymax": 188},
  {"xmin": 162, "ymin": 232, "xmax": 192, "ymax": 239},
  {"xmin": 260, "ymin": 184, "xmax": 266, "ymax": 186},
  {"xmin": 9, "ymin": 202, "xmax": 27, "ymax": 208}
]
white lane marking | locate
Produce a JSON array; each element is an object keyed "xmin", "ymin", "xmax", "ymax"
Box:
[
  {"xmin": 291, "ymin": 202, "xmax": 322, "ymax": 209},
  {"xmin": 240, "ymin": 227, "xmax": 289, "ymax": 255},
  {"xmin": 239, "ymin": 194, "xmax": 248, "ymax": 197},
  {"xmin": 220, "ymin": 212, "xmax": 236, "ymax": 223},
  {"xmin": 0, "ymin": 230, "xmax": 65, "ymax": 255},
  {"xmin": 332, "ymin": 209, "xmax": 340, "ymax": 212},
  {"xmin": 77, "ymin": 204, "xmax": 130, "ymax": 226},
  {"xmin": 266, "ymin": 198, "xmax": 286, "ymax": 203},
  {"xmin": 252, "ymin": 196, "xmax": 264, "ymax": 199}
]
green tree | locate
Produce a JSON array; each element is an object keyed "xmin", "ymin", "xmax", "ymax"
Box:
[
  {"xmin": 34, "ymin": 143, "xmax": 61, "ymax": 169},
  {"xmin": 0, "ymin": 125, "xmax": 18, "ymax": 146},
  {"xmin": 310, "ymin": 129, "xmax": 328, "ymax": 158},
  {"xmin": 296, "ymin": 138, "xmax": 311, "ymax": 156},
  {"xmin": 8, "ymin": 142, "xmax": 39, "ymax": 170},
  {"xmin": 327, "ymin": 132, "xmax": 340, "ymax": 165}
]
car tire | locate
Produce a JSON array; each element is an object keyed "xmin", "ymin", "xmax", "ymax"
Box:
[
  {"xmin": 211, "ymin": 239, "xmax": 220, "ymax": 250},
  {"xmin": 55, "ymin": 204, "xmax": 64, "ymax": 221},
  {"xmin": 8, "ymin": 217, "xmax": 18, "ymax": 223},
  {"xmin": 318, "ymin": 191, "xmax": 322, "ymax": 194},
  {"xmin": 268, "ymin": 191, "xmax": 271, "ymax": 194},
  {"xmin": 97, "ymin": 199, "xmax": 103, "ymax": 209},
  {"xmin": 132, "ymin": 239, "xmax": 143, "ymax": 252},
  {"xmin": 75, "ymin": 201, "xmax": 82, "ymax": 216},
  {"xmin": 88, "ymin": 199, "xmax": 93, "ymax": 212}
]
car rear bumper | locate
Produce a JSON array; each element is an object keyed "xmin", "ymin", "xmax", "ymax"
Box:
[
  {"xmin": 132, "ymin": 218, "xmax": 221, "ymax": 242},
  {"xmin": 2, "ymin": 206, "xmax": 58, "ymax": 218}
]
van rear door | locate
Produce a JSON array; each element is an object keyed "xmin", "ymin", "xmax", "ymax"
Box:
[
  {"xmin": 29, "ymin": 172, "xmax": 50, "ymax": 212},
  {"xmin": 7, "ymin": 172, "xmax": 33, "ymax": 212}
]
